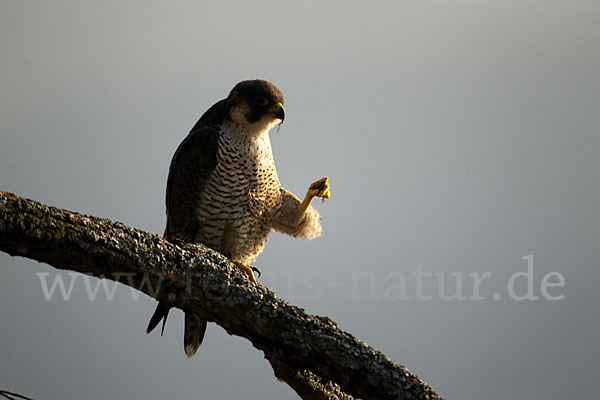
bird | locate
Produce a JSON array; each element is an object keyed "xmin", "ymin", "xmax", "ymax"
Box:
[{"xmin": 146, "ymin": 79, "xmax": 330, "ymax": 357}]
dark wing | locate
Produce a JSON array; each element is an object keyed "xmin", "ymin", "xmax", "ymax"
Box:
[
  {"xmin": 149, "ymin": 124, "xmax": 218, "ymax": 341},
  {"xmin": 148, "ymin": 102, "xmax": 227, "ymax": 353},
  {"xmin": 164, "ymin": 124, "xmax": 220, "ymax": 242}
]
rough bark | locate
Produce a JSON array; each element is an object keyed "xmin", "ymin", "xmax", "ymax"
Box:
[{"xmin": 0, "ymin": 192, "xmax": 443, "ymax": 400}]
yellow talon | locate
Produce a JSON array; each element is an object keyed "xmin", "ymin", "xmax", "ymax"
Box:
[
  {"xmin": 235, "ymin": 262, "xmax": 258, "ymax": 284},
  {"xmin": 300, "ymin": 177, "xmax": 331, "ymax": 213},
  {"xmin": 308, "ymin": 177, "xmax": 330, "ymax": 199}
]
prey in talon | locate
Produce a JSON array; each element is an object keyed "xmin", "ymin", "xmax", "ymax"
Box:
[{"xmin": 146, "ymin": 80, "xmax": 330, "ymax": 358}]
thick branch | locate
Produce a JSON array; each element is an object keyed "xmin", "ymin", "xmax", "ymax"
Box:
[{"xmin": 0, "ymin": 192, "xmax": 443, "ymax": 400}]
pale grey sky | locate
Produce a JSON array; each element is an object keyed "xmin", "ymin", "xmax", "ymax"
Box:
[{"xmin": 1, "ymin": 1, "xmax": 599, "ymax": 399}]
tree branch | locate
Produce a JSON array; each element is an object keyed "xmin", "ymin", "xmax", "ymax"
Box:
[{"xmin": 0, "ymin": 192, "xmax": 443, "ymax": 400}]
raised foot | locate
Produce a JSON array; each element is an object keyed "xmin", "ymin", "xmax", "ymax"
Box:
[
  {"xmin": 234, "ymin": 262, "xmax": 260, "ymax": 284},
  {"xmin": 308, "ymin": 177, "xmax": 330, "ymax": 199}
]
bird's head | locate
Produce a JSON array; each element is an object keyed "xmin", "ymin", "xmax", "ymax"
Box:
[{"xmin": 226, "ymin": 80, "xmax": 285, "ymax": 132}]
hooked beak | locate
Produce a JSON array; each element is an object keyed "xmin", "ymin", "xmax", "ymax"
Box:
[{"xmin": 268, "ymin": 102, "xmax": 285, "ymax": 123}]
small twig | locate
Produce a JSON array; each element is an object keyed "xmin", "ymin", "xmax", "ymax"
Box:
[{"xmin": 0, "ymin": 390, "xmax": 34, "ymax": 400}]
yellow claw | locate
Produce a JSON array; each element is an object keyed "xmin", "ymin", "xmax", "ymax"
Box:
[
  {"xmin": 235, "ymin": 262, "xmax": 259, "ymax": 284},
  {"xmin": 308, "ymin": 177, "xmax": 330, "ymax": 199},
  {"xmin": 300, "ymin": 177, "xmax": 331, "ymax": 213}
]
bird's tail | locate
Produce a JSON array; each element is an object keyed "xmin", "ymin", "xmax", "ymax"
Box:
[
  {"xmin": 184, "ymin": 313, "xmax": 207, "ymax": 358},
  {"xmin": 147, "ymin": 301, "xmax": 207, "ymax": 357}
]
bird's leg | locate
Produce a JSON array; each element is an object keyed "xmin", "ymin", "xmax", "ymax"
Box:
[
  {"xmin": 233, "ymin": 261, "xmax": 261, "ymax": 284},
  {"xmin": 299, "ymin": 177, "xmax": 330, "ymax": 215}
]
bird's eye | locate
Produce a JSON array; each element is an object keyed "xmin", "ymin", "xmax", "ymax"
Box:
[{"xmin": 254, "ymin": 96, "xmax": 269, "ymax": 106}]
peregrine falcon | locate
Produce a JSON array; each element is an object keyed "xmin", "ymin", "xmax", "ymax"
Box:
[{"xmin": 146, "ymin": 79, "xmax": 330, "ymax": 357}]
